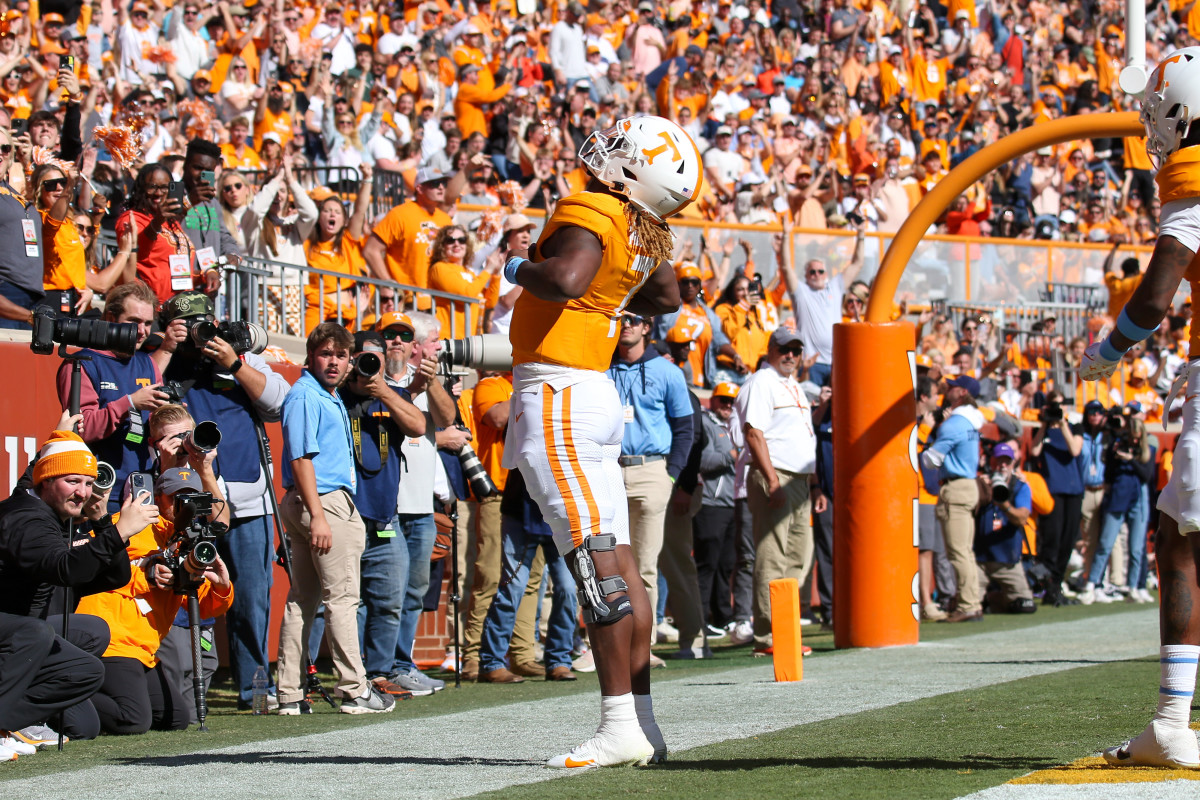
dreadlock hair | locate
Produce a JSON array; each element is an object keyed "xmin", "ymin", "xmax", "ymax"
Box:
[{"xmin": 625, "ymin": 203, "xmax": 674, "ymax": 265}]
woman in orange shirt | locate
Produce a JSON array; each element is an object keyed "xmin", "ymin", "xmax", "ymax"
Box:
[
  {"xmin": 713, "ymin": 273, "xmax": 767, "ymax": 384},
  {"xmin": 302, "ymin": 175, "xmax": 372, "ymax": 333},
  {"xmin": 428, "ymin": 224, "xmax": 501, "ymax": 338},
  {"xmin": 30, "ymin": 163, "xmax": 92, "ymax": 315}
]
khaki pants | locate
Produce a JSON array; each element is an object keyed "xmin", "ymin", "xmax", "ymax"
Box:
[
  {"xmin": 1080, "ymin": 486, "xmax": 1125, "ymax": 586},
  {"xmin": 277, "ymin": 488, "xmax": 368, "ymax": 702},
  {"xmin": 462, "ymin": 495, "xmax": 544, "ymax": 663},
  {"xmin": 747, "ymin": 468, "xmax": 814, "ymax": 646},
  {"xmin": 623, "ymin": 459, "xmax": 673, "ymax": 645},
  {"xmin": 451, "ymin": 500, "xmax": 477, "ymax": 643},
  {"xmin": 936, "ymin": 478, "xmax": 981, "ymax": 616},
  {"xmin": 978, "ymin": 560, "xmax": 1033, "ymax": 609},
  {"xmin": 660, "ymin": 489, "xmax": 706, "ymax": 653}
]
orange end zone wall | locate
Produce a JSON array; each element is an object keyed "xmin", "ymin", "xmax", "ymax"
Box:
[{"xmin": 0, "ymin": 342, "xmax": 452, "ymax": 666}]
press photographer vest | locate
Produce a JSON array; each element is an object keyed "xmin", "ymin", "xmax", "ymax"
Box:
[
  {"xmin": 339, "ymin": 387, "xmax": 409, "ymax": 527},
  {"xmin": 79, "ymin": 349, "xmax": 157, "ymax": 511},
  {"xmin": 164, "ymin": 365, "xmax": 262, "ymax": 485}
]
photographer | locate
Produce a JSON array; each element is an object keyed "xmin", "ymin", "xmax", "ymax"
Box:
[
  {"xmin": 0, "ymin": 426, "xmax": 160, "ymax": 740},
  {"xmin": 276, "ymin": 323, "xmax": 394, "ymax": 715},
  {"xmin": 55, "ymin": 281, "xmax": 172, "ymax": 513},
  {"xmin": 1078, "ymin": 400, "xmax": 1109, "ymax": 582},
  {"xmin": 336, "ymin": 330, "xmax": 426, "ymax": 697},
  {"xmin": 75, "ymin": 468, "xmax": 233, "ymax": 735},
  {"xmin": 154, "ymin": 291, "xmax": 290, "ymax": 712},
  {"xmin": 1029, "ymin": 390, "xmax": 1083, "ymax": 606},
  {"xmin": 1079, "ymin": 407, "xmax": 1154, "ymax": 605},
  {"xmin": 974, "ymin": 443, "xmax": 1036, "ymax": 614}
]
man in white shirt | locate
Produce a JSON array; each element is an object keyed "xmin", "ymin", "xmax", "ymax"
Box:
[
  {"xmin": 732, "ymin": 328, "xmax": 826, "ymax": 654},
  {"xmin": 549, "ymin": 1, "xmax": 589, "ymax": 89},
  {"xmin": 165, "ymin": 1, "xmax": 208, "ymax": 80},
  {"xmin": 116, "ymin": 2, "xmax": 161, "ymax": 85},
  {"xmin": 310, "ymin": 7, "xmax": 357, "ymax": 76},
  {"xmin": 784, "ymin": 225, "xmax": 866, "ymax": 387}
]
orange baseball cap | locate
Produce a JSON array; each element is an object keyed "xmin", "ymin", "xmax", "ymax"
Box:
[
  {"xmin": 712, "ymin": 382, "xmax": 739, "ymax": 399},
  {"xmin": 193, "ymin": 69, "xmax": 212, "ymax": 82},
  {"xmin": 666, "ymin": 321, "xmax": 697, "ymax": 343},
  {"xmin": 675, "ymin": 261, "xmax": 702, "ymax": 280},
  {"xmin": 42, "ymin": 12, "xmax": 64, "ymax": 24},
  {"xmin": 377, "ymin": 311, "xmax": 414, "ymax": 332},
  {"xmin": 1131, "ymin": 361, "xmax": 1149, "ymax": 379}
]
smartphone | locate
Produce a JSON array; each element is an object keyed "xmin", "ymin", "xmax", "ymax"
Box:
[
  {"xmin": 123, "ymin": 472, "xmax": 154, "ymax": 505},
  {"xmin": 59, "ymin": 54, "xmax": 74, "ymax": 71},
  {"xmin": 747, "ymin": 273, "xmax": 764, "ymax": 298},
  {"xmin": 200, "ymin": 170, "xmax": 215, "ymax": 185},
  {"xmin": 11, "ymin": 117, "xmax": 26, "ymax": 136},
  {"xmin": 846, "ymin": 211, "xmax": 865, "ymax": 226},
  {"xmin": 167, "ymin": 180, "xmax": 186, "ymax": 207}
]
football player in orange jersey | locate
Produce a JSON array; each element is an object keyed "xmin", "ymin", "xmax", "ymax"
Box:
[
  {"xmin": 1081, "ymin": 47, "xmax": 1200, "ymax": 769},
  {"xmin": 500, "ymin": 116, "xmax": 701, "ymax": 771}
]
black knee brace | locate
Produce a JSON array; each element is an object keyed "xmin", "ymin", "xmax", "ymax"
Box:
[{"xmin": 570, "ymin": 534, "xmax": 633, "ymax": 625}]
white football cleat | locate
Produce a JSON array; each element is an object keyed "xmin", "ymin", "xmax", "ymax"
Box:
[
  {"xmin": 546, "ymin": 730, "xmax": 655, "ymax": 770},
  {"xmin": 640, "ymin": 719, "xmax": 667, "ymax": 764},
  {"xmin": 1080, "ymin": 342, "xmax": 1120, "ymax": 381},
  {"xmin": 1103, "ymin": 720, "xmax": 1200, "ymax": 768}
]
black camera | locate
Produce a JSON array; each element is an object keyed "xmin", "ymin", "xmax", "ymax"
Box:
[
  {"xmin": 163, "ymin": 491, "xmax": 227, "ymax": 591},
  {"xmin": 94, "ymin": 461, "xmax": 116, "ymax": 492},
  {"xmin": 455, "ymin": 424, "xmax": 497, "ymax": 499},
  {"xmin": 182, "ymin": 318, "xmax": 269, "ymax": 356},
  {"xmin": 1041, "ymin": 402, "xmax": 1063, "ymax": 425},
  {"xmin": 989, "ymin": 473, "xmax": 1011, "ymax": 504},
  {"xmin": 353, "ymin": 351, "xmax": 382, "ymax": 378},
  {"xmin": 1105, "ymin": 407, "xmax": 1135, "ymax": 452},
  {"xmin": 31, "ymin": 307, "xmax": 138, "ymax": 356},
  {"xmin": 185, "ymin": 421, "xmax": 222, "ymax": 453}
]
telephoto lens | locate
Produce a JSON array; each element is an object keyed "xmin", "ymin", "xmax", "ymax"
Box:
[
  {"xmin": 457, "ymin": 438, "xmax": 497, "ymax": 498},
  {"xmin": 94, "ymin": 461, "xmax": 116, "ymax": 492},
  {"xmin": 185, "ymin": 540, "xmax": 220, "ymax": 572},
  {"xmin": 990, "ymin": 474, "xmax": 1010, "ymax": 504},
  {"xmin": 188, "ymin": 319, "xmax": 220, "ymax": 347},
  {"xmin": 185, "ymin": 421, "xmax": 222, "ymax": 453},
  {"xmin": 354, "ymin": 351, "xmax": 382, "ymax": 378}
]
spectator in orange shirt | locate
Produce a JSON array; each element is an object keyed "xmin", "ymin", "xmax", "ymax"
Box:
[
  {"xmin": 221, "ymin": 116, "xmax": 262, "ymax": 170},
  {"xmin": 31, "ymin": 163, "xmax": 92, "ymax": 317},
  {"xmin": 454, "ymin": 64, "xmax": 511, "ymax": 141},
  {"xmin": 364, "ymin": 167, "xmax": 454, "ymax": 291},
  {"xmin": 428, "ymin": 224, "xmax": 501, "ymax": 337}
]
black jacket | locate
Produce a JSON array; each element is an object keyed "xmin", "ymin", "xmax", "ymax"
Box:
[{"xmin": 0, "ymin": 489, "xmax": 131, "ymax": 618}]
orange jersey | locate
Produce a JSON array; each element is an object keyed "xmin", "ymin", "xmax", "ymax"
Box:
[
  {"xmin": 1155, "ymin": 144, "xmax": 1200, "ymax": 356},
  {"xmin": 370, "ymin": 200, "xmax": 453, "ymax": 289},
  {"xmin": 41, "ymin": 211, "xmax": 87, "ymax": 292},
  {"xmin": 472, "ymin": 374, "xmax": 513, "ymax": 491},
  {"xmin": 221, "ymin": 142, "xmax": 262, "ymax": 171},
  {"xmin": 510, "ymin": 192, "xmax": 657, "ymax": 373}
]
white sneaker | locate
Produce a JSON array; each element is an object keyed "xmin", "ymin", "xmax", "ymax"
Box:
[
  {"xmin": 655, "ymin": 620, "xmax": 679, "ymax": 644},
  {"xmin": 1103, "ymin": 720, "xmax": 1200, "ymax": 768},
  {"xmin": 0, "ymin": 736, "xmax": 35, "ymax": 756},
  {"xmin": 0, "ymin": 743, "xmax": 17, "ymax": 763},
  {"xmin": 572, "ymin": 649, "xmax": 596, "ymax": 673},
  {"xmin": 546, "ymin": 729, "xmax": 654, "ymax": 770},
  {"xmin": 1093, "ymin": 587, "xmax": 1114, "ymax": 604},
  {"xmin": 1140, "ymin": 588, "xmax": 1157, "ymax": 603},
  {"xmin": 1078, "ymin": 583, "xmax": 1096, "ymax": 605},
  {"xmin": 1059, "ymin": 582, "xmax": 1078, "ymax": 599},
  {"xmin": 728, "ymin": 620, "xmax": 754, "ymax": 646}
]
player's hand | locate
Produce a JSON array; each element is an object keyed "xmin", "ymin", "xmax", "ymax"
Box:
[{"xmin": 1080, "ymin": 341, "xmax": 1120, "ymax": 381}]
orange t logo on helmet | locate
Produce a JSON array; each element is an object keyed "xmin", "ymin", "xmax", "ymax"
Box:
[{"xmin": 641, "ymin": 131, "xmax": 681, "ymax": 165}]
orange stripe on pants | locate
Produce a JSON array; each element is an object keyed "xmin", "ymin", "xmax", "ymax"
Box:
[
  {"xmin": 542, "ymin": 385, "xmax": 585, "ymax": 548},
  {"xmin": 560, "ymin": 386, "xmax": 602, "ymax": 538}
]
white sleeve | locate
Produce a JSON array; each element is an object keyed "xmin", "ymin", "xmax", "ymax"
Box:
[{"xmin": 1158, "ymin": 197, "xmax": 1200, "ymax": 254}]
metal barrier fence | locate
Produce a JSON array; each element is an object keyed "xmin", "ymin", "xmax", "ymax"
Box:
[
  {"xmin": 940, "ymin": 300, "xmax": 1095, "ymax": 347},
  {"xmin": 235, "ymin": 166, "xmax": 406, "ymax": 223},
  {"xmin": 97, "ymin": 234, "xmax": 479, "ymax": 341}
]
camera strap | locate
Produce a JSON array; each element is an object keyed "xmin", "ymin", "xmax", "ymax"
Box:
[{"xmin": 346, "ymin": 398, "xmax": 388, "ymax": 476}]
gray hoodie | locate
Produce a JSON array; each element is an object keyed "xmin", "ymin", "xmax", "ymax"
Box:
[{"xmin": 699, "ymin": 409, "xmax": 737, "ymax": 508}]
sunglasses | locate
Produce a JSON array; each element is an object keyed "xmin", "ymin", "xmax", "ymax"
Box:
[
  {"xmin": 380, "ymin": 328, "xmax": 414, "ymax": 342},
  {"xmin": 778, "ymin": 345, "xmax": 803, "ymax": 356},
  {"xmin": 0, "ymin": 144, "xmax": 12, "ymax": 154},
  {"xmin": 379, "ymin": 294, "xmax": 396, "ymax": 303},
  {"xmin": 444, "ymin": 235, "xmax": 467, "ymax": 245},
  {"xmin": 222, "ymin": 182, "xmax": 244, "ymax": 192},
  {"xmin": 620, "ymin": 315, "xmax": 646, "ymax": 326},
  {"xmin": 962, "ymin": 325, "xmax": 977, "ymax": 331},
  {"xmin": 183, "ymin": 8, "xmax": 198, "ymax": 15},
  {"xmin": 679, "ymin": 278, "xmax": 701, "ymax": 286},
  {"xmin": 807, "ymin": 268, "xmax": 825, "ymax": 276},
  {"xmin": 42, "ymin": 177, "xmax": 67, "ymax": 191}
]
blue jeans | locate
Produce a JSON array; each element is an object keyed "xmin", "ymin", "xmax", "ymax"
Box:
[
  {"xmin": 217, "ymin": 514, "xmax": 275, "ymax": 701},
  {"xmin": 390, "ymin": 513, "xmax": 436, "ymax": 675},
  {"xmin": 808, "ymin": 362, "xmax": 832, "ymax": 388},
  {"xmin": 0, "ymin": 279, "xmax": 37, "ymax": 329},
  {"xmin": 356, "ymin": 518, "xmax": 405, "ymax": 678},
  {"xmin": 1089, "ymin": 487, "xmax": 1149, "ymax": 587},
  {"xmin": 480, "ymin": 515, "xmax": 577, "ymax": 672}
]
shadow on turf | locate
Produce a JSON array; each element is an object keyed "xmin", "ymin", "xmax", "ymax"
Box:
[
  {"xmin": 114, "ymin": 754, "xmax": 542, "ymax": 768},
  {"xmin": 655, "ymin": 755, "xmax": 1063, "ymax": 772},
  {"xmin": 943, "ymin": 659, "xmax": 1115, "ymax": 665}
]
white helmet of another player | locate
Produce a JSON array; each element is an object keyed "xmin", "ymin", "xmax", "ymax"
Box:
[
  {"xmin": 1142, "ymin": 47, "xmax": 1200, "ymax": 167},
  {"xmin": 578, "ymin": 116, "xmax": 702, "ymax": 221}
]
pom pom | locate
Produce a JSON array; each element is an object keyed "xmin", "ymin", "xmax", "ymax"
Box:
[
  {"xmin": 145, "ymin": 45, "xmax": 177, "ymax": 65},
  {"xmin": 92, "ymin": 125, "xmax": 142, "ymax": 169},
  {"xmin": 476, "ymin": 208, "xmax": 504, "ymax": 241},
  {"xmin": 495, "ymin": 180, "xmax": 527, "ymax": 211}
]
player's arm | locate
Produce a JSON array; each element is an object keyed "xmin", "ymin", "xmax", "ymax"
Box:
[
  {"xmin": 1082, "ymin": 234, "xmax": 1196, "ymax": 380},
  {"xmin": 504, "ymin": 226, "xmax": 603, "ymax": 303},
  {"xmin": 626, "ymin": 259, "xmax": 682, "ymax": 316}
]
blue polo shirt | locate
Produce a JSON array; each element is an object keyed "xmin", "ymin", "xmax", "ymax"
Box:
[
  {"xmin": 607, "ymin": 352, "xmax": 693, "ymax": 459},
  {"xmin": 281, "ymin": 369, "xmax": 356, "ymax": 494},
  {"xmin": 926, "ymin": 412, "xmax": 981, "ymax": 481}
]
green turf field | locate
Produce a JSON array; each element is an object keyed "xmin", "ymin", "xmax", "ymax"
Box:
[{"xmin": 0, "ymin": 601, "xmax": 1169, "ymax": 800}]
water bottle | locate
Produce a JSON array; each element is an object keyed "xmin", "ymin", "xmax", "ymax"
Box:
[{"xmin": 252, "ymin": 666, "xmax": 269, "ymax": 715}]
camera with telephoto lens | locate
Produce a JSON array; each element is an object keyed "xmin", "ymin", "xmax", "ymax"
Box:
[
  {"xmin": 439, "ymin": 334, "xmax": 513, "ymax": 372},
  {"xmin": 163, "ymin": 491, "xmax": 228, "ymax": 592},
  {"xmin": 455, "ymin": 424, "xmax": 497, "ymax": 499},
  {"xmin": 30, "ymin": 307, "xmax": 139, "ymax": 355},
  {"xmin": 989, "ymin": 473, "xmax": 1011, "ymax": 504},
  {"xmin": 94, "ymin": 461, "xmax": 116, "ymax": 492},
  {"xmin": 184, "ymin": 421, "xmax": 221, "ymax": 453},
  {"xmin": 353, "ymin": 351, "xmax": 382, "ymax": 378},
  {"xmin": 1105, "ymin": 406, "xmax": 1134, "ymax": 450},
  {"xmin": 1040, "ymin": 402, "xmax": 1063, "ymax": 425},
  {"xmin": 183, "ymin": 318, "xmax": 269, "ymax": 356}
]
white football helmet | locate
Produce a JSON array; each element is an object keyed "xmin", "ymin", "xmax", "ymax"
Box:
[
  {"xmin": 578, "ymin": 116, "xmax": 702, "ymax": 221},
  {"xmin": 1141, "ymin": 47, "xmax": 1200, "ymax": 168}
]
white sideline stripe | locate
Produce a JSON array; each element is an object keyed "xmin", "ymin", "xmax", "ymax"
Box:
[
  {"xmin": 0, "ymin": 610, "xmax": 1160, "ymax": 800},
  {"xmin": 961, "ymin": 782, "xmax": 1200, "ymax": 800}
]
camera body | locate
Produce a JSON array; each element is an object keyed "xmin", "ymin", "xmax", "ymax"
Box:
[
  {"xmin": 179, "ymin": 317, "xmax": 269, "ymax": 356},
  {"xmin": 1105, "ymin": 407, "xmax": 1135, "ymax": 453},
  {"xmin": 1040, "ymin": 402, "xmax": 1063, "ymax": 425},
  {"xmin": 989, "ymin": 473, "xmax": 1011, "ymax": 505},
  {"xmin": 31, "ymin": 307, "xmax": 138, "ymax": 356},
  {"xmin": 162, "ymin": 491, "xmax": 227, "ymax": 593}
]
